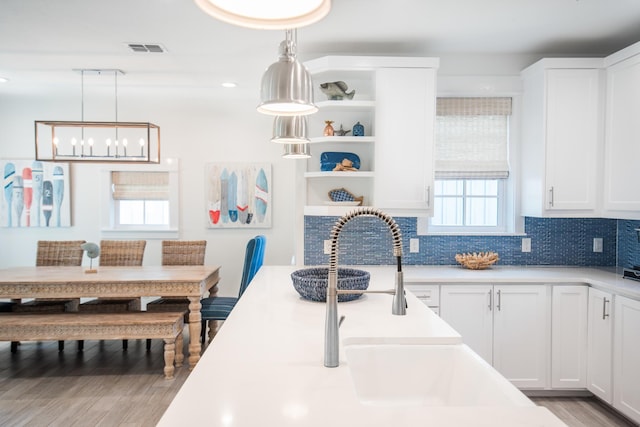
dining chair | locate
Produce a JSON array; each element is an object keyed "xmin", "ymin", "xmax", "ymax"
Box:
[
  {"xmin": 11, "ymin": 240, "xmax": 85, "ymax": 352},
  {"xmin": 145, "ymin": 240, "xmax": 207, "ymax": 349},
  {"xmin": 200, "ymin": 235, "xmax": 266, "ymax": 344},
  {"xmin": 79, "ymin": 240, "xmax": 146, "ymax": 313}
]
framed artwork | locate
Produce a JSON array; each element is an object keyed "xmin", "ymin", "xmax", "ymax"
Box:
[
  {"xmin": 205, "ymin": 162, "xmax": 271, "ymax": 228},
  {"xmin": 1, "ymin": 159, "xmax": 71, "ymax": 228}
]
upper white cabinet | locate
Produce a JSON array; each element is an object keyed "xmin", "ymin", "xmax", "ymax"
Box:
[
  {"xmin": 440, "ymin": 284, "xmax": 550, "ymax": 389},
  {"xmin": 603, "ymin": 43, "xmax": 640, "ymax": 219},
  {"xmin": 301, "ymin": 56, "xmax": 438, "ymax": 216},
  {"xmin": 374, "ymin": 67, "xmax": 437, "ymax": 214},
  {"xmin": 520, "ymin": 59, "xmax": 604, "ymax": 217}
]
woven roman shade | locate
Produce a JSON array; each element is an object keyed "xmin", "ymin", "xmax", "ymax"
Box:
[
  {"xmin": 435, "ymin": 97, "xmax": 512, "ymax": 179},
  {"xmin": 111, "ymin": 171, "xmax": 169, "ymax": 200}
]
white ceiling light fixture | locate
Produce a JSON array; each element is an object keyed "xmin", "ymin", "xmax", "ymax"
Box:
[
  {"xmin": 193, "ymin": 0, "xmax": 330, "ymax": 30},
  {"xmin": 257, "ymin": 29, "xmax": 317, "ymax": 116},
  {"xmin": 271, "ymin": 115, "xmax": 310, "ymax": 144}
]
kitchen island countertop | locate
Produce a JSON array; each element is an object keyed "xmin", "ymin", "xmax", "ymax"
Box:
[{"xmin": 158, "ymin": 265, "xmax": 569, "ymax": 426}]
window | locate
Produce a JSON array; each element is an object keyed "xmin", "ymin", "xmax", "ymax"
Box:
[
  {"xmin": 100, "ymin": 160, "xmax": 179, "ymax": 237},
  {"xmin": 429, "ymin": 97, "xmax": 512, "ymax": 233}
]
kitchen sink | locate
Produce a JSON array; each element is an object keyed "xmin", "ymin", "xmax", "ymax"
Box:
[{"xmin": 344, "ymin": 343, "xmax": 534, "ymax": 407}]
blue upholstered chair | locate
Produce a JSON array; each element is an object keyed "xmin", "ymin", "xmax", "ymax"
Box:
[{"xmin": 200, "ymin": 235, "xmax": 266, "ymax": 343}]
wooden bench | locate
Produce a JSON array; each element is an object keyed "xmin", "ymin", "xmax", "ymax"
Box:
[{"xmin": 0, "ymin": 312, "xmax": 185, "ymax": 379}]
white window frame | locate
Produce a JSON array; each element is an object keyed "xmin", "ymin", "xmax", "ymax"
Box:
[{"xmin": 100, "ymin": 158, "xmax": 179, "ymax": 238}]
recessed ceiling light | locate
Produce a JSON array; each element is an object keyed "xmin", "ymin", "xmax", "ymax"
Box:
[
  {"xmin": 0, "ymin": 77, "xmax": 9, "ymax": 83},
  {"xmin": 221, "ymin": 82, "xmax": 237, "ymax": 88}
]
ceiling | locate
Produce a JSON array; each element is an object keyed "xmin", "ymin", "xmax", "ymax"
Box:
[{"xmin": 1, "ymin": 0, "xmax": 640, "ymax": 100}]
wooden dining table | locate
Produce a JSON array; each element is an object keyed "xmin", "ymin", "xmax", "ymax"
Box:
[{"xmin": 0, "ymin": 265, "xmax": 220, "ymax": 369}]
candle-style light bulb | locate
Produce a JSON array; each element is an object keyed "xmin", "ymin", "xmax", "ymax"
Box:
[
  {"xmin": 80, "ymin": 139, "xmax": 85, "ymax": 157},
  {"xmin": 114, "ymin": 139, "xmax": 119, "ymax": 158},
  {"xmin": 88, "ymin": 137, "xmax": 94, "ymax": 156},
  {"xmin": 139, "ymin": 138, "xmax": 145, "ymax": 157},
  {"xmin": 122, "ymin": 138, "xmax": 128, "ymax": 157},
  {"xmin": 53, "ymin": 137, "xmax": 59, "ymax": 156},
  {"xmin": 71, "ymin": 137, "xmax": 77, "ymax": 156},
  {"xmin": 106, "ymin": 138, "xmax": 112, "ymax": 157}
]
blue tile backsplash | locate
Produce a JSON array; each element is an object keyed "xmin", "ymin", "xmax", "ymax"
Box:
[{"xmin": 304, "ymin": 215, "xmax": 637, "ymax": 267}]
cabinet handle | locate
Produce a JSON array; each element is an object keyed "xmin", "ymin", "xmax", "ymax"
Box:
[
  {"xmin": 488, "ymin": 290, "xmax": 493, "ymax": 311},
  {"xmin": 603, "ymin": 297, "xmax": 610, "ymax": 320},
  {"xmin": 549, "ymin": 186, "xmax": 554, "ymax": 207},
  {"xmin": 497, "ymin": 290, "xmax": 502, "ymax": 311},
  {"xmin": 426, "ymin": 186, "xmax": 431, "ymax": 208}
]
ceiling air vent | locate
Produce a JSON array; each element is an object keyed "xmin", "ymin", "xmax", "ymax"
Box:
[{"xmin": 126, "ymin": 43, "xmax": 167, "ymax": 53}]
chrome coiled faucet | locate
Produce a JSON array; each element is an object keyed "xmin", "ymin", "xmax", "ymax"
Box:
[{"xmin": 324, "ymin": 208, "xmax": 406, "ymax": 368}]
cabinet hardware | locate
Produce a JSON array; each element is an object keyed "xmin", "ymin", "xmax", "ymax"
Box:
[
  {"xmin": 549, "ymin": 186, "xmax": 555, "ymax": 207},
  {"xmin": 426, "ymin": 186, "xmax": 431, "ymax": 208},
  {"xmin": 603, "ymin": 297, "xmax": 610, "ymax": 320},
  {"xmin": 497, "ymin": 289, "xmax": 502, "ymax": 311},
  {"xmin": 488, "ymin": 290, "xmax": 493, "ymax": 311}
]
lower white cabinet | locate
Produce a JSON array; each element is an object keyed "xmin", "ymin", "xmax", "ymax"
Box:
[
  {"xmin": 613, "ymin": 295, "xmax": 640, "ymax": 424},
  {"xmin": 551, "ymin": 285, "xmax": 588, "ymax": 388},
  {"xmin": 587, "ymin": 287, "xmax": 614, "ymax": 403},
  {"xmin": 440, "ymin": 284, "xmax": 549, "ymax": 389},
  {"xmin": 405, "ymin": 283, "xmax": 439, "ymax": 315}
]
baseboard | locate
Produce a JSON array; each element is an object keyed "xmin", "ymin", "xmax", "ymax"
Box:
[{"xmin": 523, "ymin": 389, "xmax": 594, "ymax": 398}]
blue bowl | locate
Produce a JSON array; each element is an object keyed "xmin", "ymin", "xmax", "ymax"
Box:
[{"xmin": 291, "ymin": 267, "xmax": 370, "ymax": 302}]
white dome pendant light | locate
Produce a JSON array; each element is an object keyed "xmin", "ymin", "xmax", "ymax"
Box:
[
  {"xmin": 194, "ymin": 0, "xmax": 331, "ymax": 30},
  {"xmin": 258, "ymin": 29, "xmax": 317, "ymax": 116}
]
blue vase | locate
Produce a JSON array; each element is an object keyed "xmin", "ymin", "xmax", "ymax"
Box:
[{"xmin": 352, "ymin": 121, "xmax": 364, "ymax": 137}]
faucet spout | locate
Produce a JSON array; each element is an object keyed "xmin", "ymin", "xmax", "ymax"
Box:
[{"xmin": 324, "ymin": 208, "xmax": 405, "ymax": 368}]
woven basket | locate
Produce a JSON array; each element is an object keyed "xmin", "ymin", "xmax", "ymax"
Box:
[
  {"xmin": 455, "ymin": 252, "xmax": 499, "ymax": 270},
  {"xmin": 291, "ymin": 267, "xmax": 370, "ymax": 302}
]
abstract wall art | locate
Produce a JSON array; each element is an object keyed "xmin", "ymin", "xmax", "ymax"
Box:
[
  {"xmin": 1, "ymin": 159, "xmax": 71, "ymax": 228},
  {"xmin": 205, "ymin": 163, "xmax": 271, "ymax": 228}
]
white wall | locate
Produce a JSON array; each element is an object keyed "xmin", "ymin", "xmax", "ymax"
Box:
[{"xmin": 0, "ymin": 87, "xmax": 298, "ymax": 297}]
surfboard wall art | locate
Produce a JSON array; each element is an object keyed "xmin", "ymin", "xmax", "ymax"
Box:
[
  {"xmin": 205, "ymin": 163, "xmax": 271, "ymax": 228},
  {"xmin": 0, "ymin": 159, "xmax": 71, "ymax": 228}
]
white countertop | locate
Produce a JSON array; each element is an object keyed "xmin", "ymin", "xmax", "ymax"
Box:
[{"xmin": 157, "ymin": 265, "xmax": 581, "ymax": 426}]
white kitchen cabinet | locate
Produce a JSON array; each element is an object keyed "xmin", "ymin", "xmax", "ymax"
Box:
[
  {"xmin": 301, "ymin": 56, "xmax": 438, "ymax": 216},
  {"xmin": 602, "ymin": 43, "xmax": 640, "ymax": 219},
  {"xmin": 613, "ymin": 295, "xmax": 640, "ymax": 424},
  {"xmin": 551, "ymin": 285, "xmax": 588, "ymax": 389},
  {"xmin": 440, "ymin": 284, "xmax": 549, "ymax": 389},
  {"xmin": 520, "ymin": 59, "xmax": 604, "ymax": 217},
  {"xmin": 587, "ymin": 287, "xmax": 614, "ymax": 403},
  {"xmin": 374, "ymin": 67, "xmax": 437, "ymax": 214},
  {"xmin": 406, "ymin": 283, "xmax": 440, "ymax": 315}
]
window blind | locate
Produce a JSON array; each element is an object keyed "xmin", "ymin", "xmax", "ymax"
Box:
[
  {"xmin": 111, "ymin": 171, "xmax": 169, "ymax": 200},
  {"xmin": 435, "ymin": 97, "xmax": 511, "ymax": 179}
]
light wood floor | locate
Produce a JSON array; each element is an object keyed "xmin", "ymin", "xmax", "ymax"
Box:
[{"xmin": 0, "ymin": 333, "xmax": 637, "ymax": 427}]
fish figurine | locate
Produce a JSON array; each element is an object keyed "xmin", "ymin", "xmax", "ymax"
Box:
[{"xmin": 319, "ymin": 81, "xmax": 355, "ymax": 100}]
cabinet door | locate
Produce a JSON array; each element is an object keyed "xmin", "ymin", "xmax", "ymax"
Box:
[
  {"xmin": 551, "ymin": 285, "xmax": 588, "ymax": 388},
  {"xmin": 374, "ymin": 67, "xmax": 436, "ymax": 212},
  {"xmin": 545, "ymin": 69, "xmax": 601, "ymax": 211},
  {"xmin": 440, "ymin": 285, "xmax": 493, "ymax": 364},
  {"xmin": 493, "ymin": 285, "xmax": 550, "ymax": 389},
  {"xmin": 587, "ymin": 288, "xmax": 613, "ymax": 403},
  {"xmin": 613, "ymin": 296, "xmax": 640, "ymax": 424},
  {"xmin": 604, "ymin": 54, "xmax": 640, "ymax": 214}
]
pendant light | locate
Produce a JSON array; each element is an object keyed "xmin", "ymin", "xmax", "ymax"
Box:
[
  {"xmin": 282, "ymin": 143, "xmax": 311, "ymax": 159},
  {"xmin": 257, "ymin": 29, "xmax": 317, "ymax": 116},
  {"xmin": 271, "ymin": 116, "xmax": 310, "ymax": 144},
  {"xmin": 194, "ymin": 0, "xmax": 331, "ymax": 30}
]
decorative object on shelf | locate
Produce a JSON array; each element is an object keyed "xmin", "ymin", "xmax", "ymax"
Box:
[
  {"xmin": 81, "ymin": 242, "xmax": 100, "ymax": 274},
  {"xmin": 328, "ymin": 188, "xmax": 363, "ymax": 205},
  {"xmin": 205, "ymin": 163, "xmax": 272, "ymax": 228},
  {"xmin": 334, "ymin": 124, "xmax": 351, "ymax": 136},
  {"xmin": 455, "ymin": 252, "xmax": 500, "ymax": 270},
  {"xmin": 332, "ymin": 159, "xmax": 358, "ymax": 171},
  {"xmin": 0, "ymin": 160, "xmax": 71, "ymax": 228},
  {"xmin": 291, "ymin": 267, "xmax": 370, "ymax": 302},
  {"xmin": 319, "ymin": 81, "xmax": 355, "ymax": 100},
  {"xmin": 352, "ymin": 121, "xmax": 365, "ymax": 136},
  {"xmin": 323, "ymin": 120, "xmax": 335, "ymax": 136},
  {"xmin": 34, "ymin": 69, "xmax": 160, "ymax": 164},
  {"xmin": 320, "ymin": 152, "xmax": 360, "ymax": 171},
  {"xmin": 194, "ymin": 0, "xmax": 331, "ymax": 30},
  {"xmin": 258, "ymin": 29, "xmax": 317, "ymax": 116}
]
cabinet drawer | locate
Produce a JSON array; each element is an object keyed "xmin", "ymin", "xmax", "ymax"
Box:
[{"xmin": 406, "ymin": 284, "xmax": 439, "ymax": 307}]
